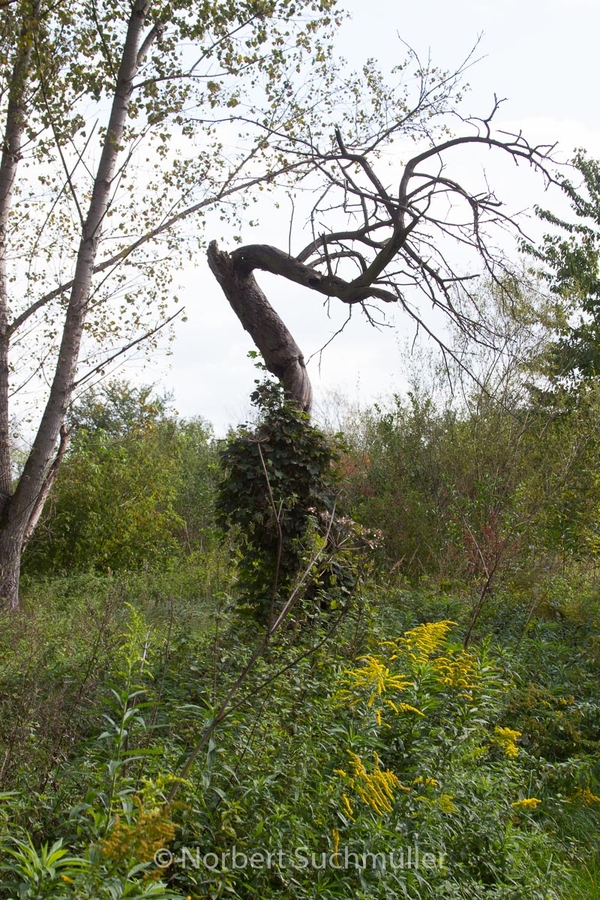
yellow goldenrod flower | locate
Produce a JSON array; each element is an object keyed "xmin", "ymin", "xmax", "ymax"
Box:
[
  {"xmin": 342, "ymin": 655, "xmax": 411, "ymax": 706},
  {"xmin": 397, "ymin": 702, "xmax": 425, "ymax": 716},
  {"xmin": 342, "ymin": 751, "xmax": 409, "ymax": 816},
  {"xmin": 396, "ymin": 621, "xmax": 458, "ymax": 662},
  {"xmin": 99, "ymin": 797, "xmax": 178, "ymax": 865},
  {"xmin": 342, "ymin": 793, "xmax": 355, "ymax": 819},
  {"xmin": 571, "ymin": 786, "xmax": 600, "ymax": 805},
  {"xmin": 438, "ymin": 794, "xmax": 456, "ymax": 814},
  {"xmin": 511, "ymin": 798, "xmax": 541, "ymax": 810},
  {"xmin": 491, "ymin": 726, "xmax": 521, "ymax": 758},
  {"xmin": 433, "ymin": 652, "xmax": 478, "ymax": 693},
  {"xmin": 347, "ymin": 751, "xmax": 367, "ymax": 778},
  {"xmin": 332, "ymin": 827, "xmax": 340, "ymax": 856},
  {"xmin": 338, "ymin": 621, "xmax": 472, "ymax": 725}
]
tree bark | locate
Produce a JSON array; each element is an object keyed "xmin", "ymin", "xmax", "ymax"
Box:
[
  {"xmin": 0, "ymin": 528, "xmax": 23, "ymax": 612},
  {"xmin": 0, "ymin": 2, "xmax": 41, "ymax": 514},
  {"xmin": 208, "ymin": 241, "xmax": 313, "ymax": 413},
  {"xmin": 207, "ymin": 238, "xmax": 403, "ymax": 414},
  {"xmin": 0, "ymin": 3, "xmax": 42, "ymax": 610}
]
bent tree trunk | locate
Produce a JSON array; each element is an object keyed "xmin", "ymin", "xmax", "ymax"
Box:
[
  {"xmin": 207, "ymin": 125, "xmax": 553, "ymax": 429},
  {"xmin": 207, "ymin": 241, "xmax": 313, "ymax": 413},
  {"xmin": 207, "ymin": 233, "xmax": 397, "ymax": 414}
]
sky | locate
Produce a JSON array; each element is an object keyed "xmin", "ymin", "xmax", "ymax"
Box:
[{"xmin": 139, "ymin": 0, "xmax": 600, "ymax": 433}]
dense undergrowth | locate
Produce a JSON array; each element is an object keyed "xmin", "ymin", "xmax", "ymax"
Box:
[
  {"xmin": 2, "ymin": 377, "xmax": 600, "ymax": 898},
  {"xmin": 0, "ymin": 568, "xmax": 598, "ymax": 899}
]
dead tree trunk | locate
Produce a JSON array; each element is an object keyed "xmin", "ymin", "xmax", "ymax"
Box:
[{"xmin": 207, "ymin": 241, "xmax": 313, "ymax": 413}]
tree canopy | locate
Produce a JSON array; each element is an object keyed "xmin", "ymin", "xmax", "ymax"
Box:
[{"xmin": 531, "ymin": 152, "xmax": 600, "ymax": 388}]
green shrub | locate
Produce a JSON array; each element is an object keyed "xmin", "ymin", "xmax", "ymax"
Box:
[{"xmin": 217, "ymin": 379, "xmax": 356, "ymax": 621}]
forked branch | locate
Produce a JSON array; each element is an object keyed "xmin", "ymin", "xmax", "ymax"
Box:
[{"xmin": 208, "ymin": 116, "xmax": 557, "ymax": 410}]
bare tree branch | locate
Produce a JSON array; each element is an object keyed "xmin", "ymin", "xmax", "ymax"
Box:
[{"xmin": 209, "ymin": 115, "xmax": 558, "ymax": 409}]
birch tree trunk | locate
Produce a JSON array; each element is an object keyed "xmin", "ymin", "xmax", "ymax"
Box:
[{"xmin": 0, "ymin": 2, "xmax": 43, "ymax": 609}]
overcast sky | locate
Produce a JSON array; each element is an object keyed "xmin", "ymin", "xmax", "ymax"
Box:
[{"xmin": 140, "ymin": 0, "xmax": 600, "ymax": 433}]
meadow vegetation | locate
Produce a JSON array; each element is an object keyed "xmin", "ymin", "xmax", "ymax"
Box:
[{"xmin": 1, "ymin": 339, "xmax": 600, "ymax": 900}]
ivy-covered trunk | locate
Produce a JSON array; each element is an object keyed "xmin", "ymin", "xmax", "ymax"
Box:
[{"xmin": 217, "ymin": 379, "xmax": 356, "ymax": 622}]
